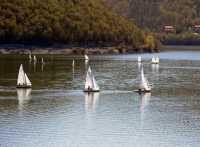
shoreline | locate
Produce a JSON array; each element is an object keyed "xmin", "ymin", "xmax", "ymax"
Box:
[
  {"xmin": 0, "ymin": 45, "xmax": 159, "ymax": 55},
  {"xmin": 160, "ymin": 45, "xmax": 200, "ymax": 51}
]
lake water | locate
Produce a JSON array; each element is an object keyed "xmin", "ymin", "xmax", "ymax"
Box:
[{"xmin": 0, "ymin": 51, "xmax": 200, "ymax": 147}]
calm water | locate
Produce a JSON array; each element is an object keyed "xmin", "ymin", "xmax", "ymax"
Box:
[{"xmin": 0, "ymin": 51, "xmax": 200, "ymax": 147}]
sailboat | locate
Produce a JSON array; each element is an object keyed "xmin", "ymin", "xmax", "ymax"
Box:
[
  {"xmin": 41, "ymin": 57, "xmax": 44, "ymax": 64},
  {"xmin": 152, "ymin": 56, "xmax": 159, "ymax": 64},
  {"xmin": 85, "ymin": 54, "xmax": 89, "ymax": 61},
  {"xmin": 29, "ymin": 54, "xmax": 32, "ymax": 61},
  {"xmin": 137, "ymin": 65, "xmax": 151, "ymax": 93},
  {"xmin": 16, "ymin": 64, "xmax": 32, "ymax": 88},
  {"xmin": 84, "ymin": 66, "xmax": 100, "ymax": 92},
  {"xmin": 33, "ymin": 55, "xmax": 37, "ymax": 63},
  {"xmin": 138, "ymin": 56, "xmax": 142, "ymax": 63}
]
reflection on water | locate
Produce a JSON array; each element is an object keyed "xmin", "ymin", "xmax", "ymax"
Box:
[
  {"xmin": 85, "ymin": 92, "xmax": 100, "ymax": 112},
  {"xmin": 152, "ymin": 64, "xmax": 159, "ymax": 73},
  {"xmin": 41, "ymin": 63, "xmax": 44, "ymax": 72},
  {"xmin": 140, "ymin": 93, "xmax": 151, "ymax": 111},
  {"xmin": 140, "ymin": 93, "xmax": 151, "ymax": 128},
  {"xmin": 17, "ymin": 89, "xmax": 32, "ymax": 107}
]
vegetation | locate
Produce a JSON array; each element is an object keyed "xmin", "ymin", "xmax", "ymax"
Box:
[
  {"xmin": 105, "ymin": 0, "xmax": 200, "ymax": 32},
  {"xmin": 0, "ymin": 0, "xmax": 151, "ymax": 49},
  {"xmin": 161, "ymin": 32, "xmax": 200, "ymax": 45}
]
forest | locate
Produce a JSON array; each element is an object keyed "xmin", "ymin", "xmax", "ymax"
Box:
[
  {"xmin": 105, "ymin": 0, "xmax": 200, "ymax": 32},
  {"xmin": 0, "ymin": 0, "xmax": 150, "ymax": 49}
]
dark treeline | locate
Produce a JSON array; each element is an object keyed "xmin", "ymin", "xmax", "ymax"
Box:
[
  {"xmin": 105, "ymin": 0, "xmax": 200, "ymax": 32},
  {"xmin": 0, "ymin": 0, "xmax": 148, "ymax": 48}
]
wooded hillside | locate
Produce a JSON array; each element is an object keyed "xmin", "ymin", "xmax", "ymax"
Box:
[
  {"xmin": 0, "ymin": 0, "xmax": 145, "ymax": 48},
  {"xmin": 105, "ymin": 0, "xmax": 200, "ymax": 32}
]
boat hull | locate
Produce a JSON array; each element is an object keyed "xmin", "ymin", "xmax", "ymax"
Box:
[
  {"xmin": 134, "ymin": 89, "xmax": 151, "ymax": 94},
  {"xmin": 84, "ymin": 90, "xmax": 100, "ymax": 93},
  {"xmin": 16, "ymin": 85, "xmax": 32, "ymax": 89}
]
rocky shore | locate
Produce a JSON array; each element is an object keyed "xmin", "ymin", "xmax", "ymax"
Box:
[{"xmin": 0, "ymin": 45, "xmax": 160, "ymax": 55}]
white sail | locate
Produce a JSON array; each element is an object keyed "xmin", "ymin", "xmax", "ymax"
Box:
[
  {"xmin": 41, "ymin": 58, "xmax": 44, "ymax": 64},
  {"xmin": 17, "ymin": 64, "xmax": 32, "ymax": 87},
  {"xmin": 29, "ymin": 54, "xmax": 32, "ymax": 61},
  {"xmin": 152, "ymin": 56, "xmax": 159, "ymax": 64},
  {"xmin": 156, "ymin": 56, "xmax": 159, "ymax": 63},
  {"xmin": 85, "ymin": 55, "xmax": 89, "ymax": 60},
  {"xmin": 85, "ymin": 67, "xmax": 93, "ymax": 90},
  {"xmin": 17, "ymin": 64, "xmax": 26, "ymax": 85},
  {"xmin": 152, "ymin": 56, "xmax": 155, "ymax": 63},
  {"xmin": 85, "ymin": 66, "xmax": 99, "ymax": 91},
  {"xmin": 33, "ymin": 55, "xmax": 37, "ymax": 62},
  {"xmin": 92, "ymin": 76, "xmax": 99, "ymax": 91},
  {"xmin": 25, "ymin": 73, "xmax": 32, "ymax": 86},
  {"xmin": 139, "ymin": 66, "xmax": 151, "ymax": 91},
  {"xmin": 138, "ymin": 56, "xmax": 142, "ymax": 63}
]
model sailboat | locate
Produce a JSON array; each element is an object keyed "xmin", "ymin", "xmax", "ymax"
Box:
[
  {"xmin": 152, "ymin": 56, "xmax": 159, "ymax": 64},
  {"xmin": 29, "ymin": 54, "xmax": 32, "ymax": 61},
  {"xmin": 137, "ymin": 66, "xmax": 151, "ymax": 93},
  {"xmin": 17, "ymin": 64, "xmax": 32, "ymax": 88},
  {"xmin": 85, "ymin": 55, "xmax": 89, "ymax": 61},
  {"xmin": 33, "ymin": 55, "xmax": 37, "ymax": 63},
  {"xmin": 84, "ymin": 66, "xmax": 100, "ymax": 92},
  {"xmin": 138, "ymin": 56, "xmax": 142, "ymax": 63}
]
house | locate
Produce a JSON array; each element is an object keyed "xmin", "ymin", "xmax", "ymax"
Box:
[
  {"xmin": 192, "ymin": 25, "xmax": 200, "ymax": 33},
  {"xmin": 164, "ymin": 25, "xmax": 176, "ymax": 34}
]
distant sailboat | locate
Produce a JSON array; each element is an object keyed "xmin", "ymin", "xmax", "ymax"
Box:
[
  {"xmin": 41, "ymin": 57, "xmax": 44, "ymax": 64},
  {"xmin": 29, "ymin": 54, "xmax": 32, "ymax": 61},
  {"xmin": 85, "ymin": 54, "xmax": 89, "ymax": 61},
  {"xmin": 152, "ymin": 56, "xmax": 159, "ymax": 64},
  {"xmin": 137, "ymin": 65, "xmax": 151, "ymax": 93},
  {"xmin": 17, "ymin": 64, "xmax": 32, "ymax": 88},
  {"xmin": 138, "ymin": 56, "xmax": 142, "ymax": 63},
  {"xmin": 33, "ymin": 55, "xmax": 37, "ymax": 63},
  {"xmin": 84, "ymin": 66, "xmax": 100, "ymax": 92}
]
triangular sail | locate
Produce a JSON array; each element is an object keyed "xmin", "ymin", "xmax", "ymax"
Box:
[
  {"xmin": 138, "ymin": 56, "xmax": 142, "ymax": 63},
  {"xmin": 34, "ymin": 55, "xmax": 37, "ymax": 62},
  {"xmin": 152, "ymin": 56, "xmax": 157, "ymax": 63},
  {"xmin": 92, "ymin": 76, "xmax": 99, "ymax": 91},
  {"xmin": 17, "ymin": 64, "xmax": 26, "ymax": 85},
  {"xmin": 29, "ymin": 54, "xmax": 32, "ymax": 61},
  {"xmin": 85, "ymin": 67, "xmax": 93, "ymax": 90},
  {"xmin": 139, "ymin": 66, "xmax": 151, "ymax": 91},
  {"xmin": 25, "ymin": 73, "xmax": 32, "ymax": 86},
  {"xmin": 156, "ymin": 57, "xmax": 159, "ymax": 63},
  {"xmin": 85, "ymin": 55, "xmax": 89, "ymax": 60},
  {"xmin": 17, "ymin": 64, "xmax": 32, "ymax": 87},
  {"xmin": 85, "ymin": 66, "xmax": 99, "ymax": 91}
]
